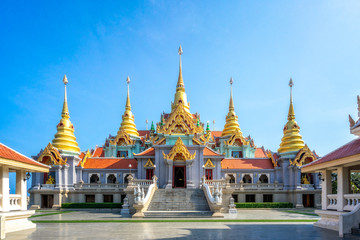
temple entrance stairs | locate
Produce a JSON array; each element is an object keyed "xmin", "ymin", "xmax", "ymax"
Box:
[{"xmin": 144, "ymin": 189, "xmax": 212, "ymax": 218}]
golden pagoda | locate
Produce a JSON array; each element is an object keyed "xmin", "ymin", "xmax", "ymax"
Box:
[
  {"xmin": 278, "ymin": 78, "xmax": 305, "ymax": 153},
  {"xmin": 171, "ymin": 45, "xmax": 190, "ymax": 113},
  {"xmin": 52, "ymin": 75, "xmax": 80, "ymax": 155},
  {"xmin": 222, "ymin": 78, "xmax": 244, "ymax": 137},
  {"xmin": 117, "ymin": 76, "xmax": 139, "ymax": 137}
]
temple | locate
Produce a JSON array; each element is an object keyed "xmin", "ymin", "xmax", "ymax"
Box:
[{"xmin": 29, "ymin": 47, "xmax": 321, "ymax": 216}]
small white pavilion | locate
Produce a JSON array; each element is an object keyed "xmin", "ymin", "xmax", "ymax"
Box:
[
  {"xmin": 0, "ymin": 143, "xmax": 49, "ymax": 239},
  {"xmin": 302, "ymin": 96, "xmax": 360, "ymax": 237}
]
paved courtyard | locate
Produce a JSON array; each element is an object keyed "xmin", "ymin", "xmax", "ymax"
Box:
[{"xmin": 5, "ymin": 210, "xmax": 341, "ymax": 240}]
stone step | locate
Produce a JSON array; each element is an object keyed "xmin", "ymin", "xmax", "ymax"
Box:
[{"xmin": 144, "ymin": 211, "xmax": 213, "ymax": 218}]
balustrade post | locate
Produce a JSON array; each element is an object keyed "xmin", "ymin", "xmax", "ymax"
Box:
[{"xmin": 337, "ymin": 167, "xmax": 350, "ymax": 211}]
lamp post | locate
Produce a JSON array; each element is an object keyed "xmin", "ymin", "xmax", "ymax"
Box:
[
  {"xmin": 23, "ymin": 172, "xmax": 31, "ymax": 182},
  {"xmin": 202, "ymin": 164, "xmax": 205, "ymax": 182},
  {"xmin": 129, "ymin": 164, "xmax": 132, "ymax": 176}
]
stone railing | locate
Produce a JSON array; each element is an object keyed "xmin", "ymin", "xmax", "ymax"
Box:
[
  {"xmin": 41, "ymin": 184, "xmax": 55, "ymax": 189},
  {"xmin": 327, "ymin": 194, "xmax": 338, "ymax": 210},
  {"xmin": 344, "ymin": 194, "xmax": 360, "ymax": 211},
  {"xmin": 74, "ymin": 183, "xmax": 126, "ymax": 189},
  {"xmin": 132, "ymin": 176, "xmax": 158, "ymax": 218},
  {"xmin": 300, "ymin": 184, "xmax": 314, "ymax": 190},
  {"xmin": 237, "ymin": 182, "xmax": 284, "ymax": 190},
  {"xmin": 205, "ymin": 179, "xmax": 226, "ymax": 187},
  {"xmin": 9, "ymin": 194, "xmax": 21, "ymax": 211},
  {"xmin": 130, "ymin": 179, "xmax": 153, "ymax": 187}
]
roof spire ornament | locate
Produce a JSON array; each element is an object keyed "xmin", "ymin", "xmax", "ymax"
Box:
[
  {"xmin": 222, "ymin": 77, "xmax": 243, "ymax": 137},
  {"xmin": 172, "ymin": 45, "xmax": 190, "ymax": 112},
  {"xmin": 52, "ymin": 75, "xmax": 80, "ymax": 155},
  {"xmin": 117, "ymin": 76, "xmax": 139, "ymax": 137},
  {"xmin": 278, "ymin": 78, "xmax": 305, "ymax": 154}
]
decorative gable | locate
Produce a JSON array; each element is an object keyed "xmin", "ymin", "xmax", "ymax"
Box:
[
  {"xmin": 38, "ymin": 143, "xmax": 67, "ymax": 166},
  {"xmin": 290, "ymin": 145, "xmax": 316, "ymax": 167},
  {"xmin": 110, "ymin": 129, "xmax": 134, "ymax": 146},
  {"xmin": 163, "ymin": 137, "xmax": 196, "ymax": 161},
  {"xmin": 204, "ymin": 158, "xmax": 215, "ymax": 168},
  {"xmin": 144, "ymin": 159, "xmax": 155, "ymax": 168},
  {"xmin": 225, "ymin": 129, "xmax": 249, "ymax": 146}
]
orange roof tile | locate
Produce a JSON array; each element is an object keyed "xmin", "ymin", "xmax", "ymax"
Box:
[
  {"xmin": 203, "ymin": 147, "xmax": 223, "ymax": 156},
  {"xmin": 134, "ymin": 147, "xmax": 155, "ymax": 156},
  {"xmin": 92, "ymin": 147, "xmax": 104, "ymax": 157},
  {"xmin": 254, "ymin": 148, "xmax": 266, "ymax": 158},
  {"xmin": 222, "ymin": 158, "xmax": 274, "ymax": 170},
  {"xmin": 0, "ymin": 143, "xmax": 49, "ymax": 168},
  {"xmin": 83, "ymin": 158, "xmax": 137, "ymax": 169},
  {"xmin": 138, "ymin": 130, "xmax": 150, "ymax": 137},
  {"xmin": 79, "ymin": 152, "xmax": 85, "ymax": 160},
  {"xmin": 211, "ymin": 131, "xmax": 223, "ymax": 138}
]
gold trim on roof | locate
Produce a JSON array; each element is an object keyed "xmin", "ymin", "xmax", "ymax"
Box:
[
  {"xmin": 204, "ymin": 158, "xmax": 215, "ymax": 168},
  {"xmin": 290, "ymin": 145, "xmax": 316, "ymax": 167},
  {"xmin": 162, "ymin": 137, "xmax": 196, "ymax": 161},
  {"xmin": 110, "ymin": 129, "xmax": 135, "ymax": 146},
  {"xmin": 157, "ymin": 103, "xmax": 203, "ymax": 135},
  {"xmin": 38, "ymin": 143, "xmax": 67, "ymax": 166},
  {"xmin": 144, "ymin": 159, "xmax": 155, "ymax": 168},
  {"xmin": 79, "ymin": 149, "xmax": 91, "ymax": 167},
  {"xmin": 267, "ymin": 151, "xmax": 278, "ymax": 167},
  {"xmin": 225, "ymin": 129, "xmax": 249, "ymax": 146}
]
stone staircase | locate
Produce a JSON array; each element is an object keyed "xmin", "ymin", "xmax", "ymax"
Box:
[{"xmin": 144, "ymin": 189, "xmax": 212, "ymax": 218}]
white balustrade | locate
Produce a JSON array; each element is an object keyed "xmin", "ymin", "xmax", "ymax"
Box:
[
  {"xmin": 344, "ymin": 194, "xmax": 360, "ymax": 211},
  {"xmin": 9, "ymin": 194, "xmax": 21, "ymax": 211},
  {"xmin": 327, "ymin": 194, "xmax": 338, "ymax": 210},
  {"xmin": 131, "ymin": 179, "xmax": 153, "ymax": 186},
  {"xmin": 41, "ymin": 184, "xmax": 55, "ymax": 189},
  {"xmin": 301, "ymin": 184, "xmax": 314, "ymax": 190},
  {"xmin": 205, "ymin": 179, "xmax": 226, "ymax": 187},
  {"xmin": 239, "ymin": 183, "xmax": 283, "ymax": 190},
  {"xmin": 74, "ymin": 183, "xmax": 126, "ymax": 189}
]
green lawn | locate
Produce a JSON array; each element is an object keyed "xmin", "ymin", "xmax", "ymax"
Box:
[{"xmin": 31, "ymin": 219, "xmax": 318, "ymax": 223}]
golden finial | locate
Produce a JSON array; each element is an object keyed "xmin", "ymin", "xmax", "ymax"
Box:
[
  {"xmin": 52, "ymin": 74, "xmax": 80, "ymax": 155},
  {"xmin": 177, "ymin": 45, "xmax": 184, "ymax": 88},
  {"xmin": 288, "ymin": 78, "xmax": 295, "ymax": 120},
  {"xmin": 222, "ymin": 77, "xmax": 243, "ymax": 137},
  {"xmin": 229, "ymin": 77, "xmax": 234, "ymax": 112},
  {"xmin": 117, "ymin": 76, "xmax": 139, "ymax": 137},
  {"xmin": 61, "ymin": 75, "xmax": 69, "ymax": 118},
  {"xmin": 125, "ymin": 76, "xmax": 131, "ymax": 111},
  {"xmin": 278, "ymin": 78, "xmax": 305, "ymax": 154}
]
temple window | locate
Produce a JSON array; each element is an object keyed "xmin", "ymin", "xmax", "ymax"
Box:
[
  {"xmin": 146, "ymin": 169, "xmax": 154, "ymax": 180},
  {"xmin": 205, "ymin": 169, "xmax": 213, "ymax": 180},
  {"xmin": 232, "ymin": 151, "xmax": 243, "ymax": 158},
  {"xmin": 228, "ymin": 174, "xmax": 235, "ymax": 183},
  {"xmin": 263, "ymin": 194, "xmax": 273, "ymax": 202},
  {"xmin": 117, "ymin": 151, "xmax": 128, "ymax": 158},
  {"xmin": 85, "ymin": 195, "xmax": 95, "ymax": 203},
  {"xmin": 103, "ymin": 195, "xmax": 114, "ymax": 203},
  {"xmin": 259, "ymin": 174, "xmax": 269, "ymax": 183},
  {"xmin": 107, "ymin": 174, "xmax": 116, "ymax": 184},
  {"xmin": 242, "ymin": 174, "xmax": 252, "ymax": 183},
  {"xmin": 301, "ymin": 173, "xmax": 313, "ymax": 184},
  {"xmin": 89, "ymin": 174, "xmax": 100, "ymax": 183},
  {"xmin": 246, "ymin": 194, "xmax": 255, "ymax": 202}
]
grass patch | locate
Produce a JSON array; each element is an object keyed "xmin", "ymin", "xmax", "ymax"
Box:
[
  {"xmin": 31, "ymin": 219, "xmax": 318, "ymax": 223},
  {"xmin": 235, "ymin": 202, "xmax": 293, "ymax": 208},
  {"xmin": 62, "ymin": 203, "xmax": 122, "ymax": 209},
  {"xmin": 282, "ymin": 210, "xmax": 318, "ymax": 216},
  {"xmin": 30, "ymin": 211, "xmax": 73, "ymax": 218}
]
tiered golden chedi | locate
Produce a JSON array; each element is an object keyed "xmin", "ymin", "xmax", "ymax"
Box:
[
  {"xmin": 52, "ymin": 75, "xmax": 80, "ymax": 155},
  {"xmin": 278, "ymin": 79, "xmax": 305, "ymax": 153},
  {"xmin": 222, "ymin": 78, "xmax": 244, "ymax": 137},
  {"xmin": 117, "ymin": 76, "xmax": 139, "ymax": 137}
]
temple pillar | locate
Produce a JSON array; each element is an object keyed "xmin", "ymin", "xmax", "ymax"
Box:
[
  {"xmin": 0, "ymin": 166, "xmax": 10, "ymax": 212},
  {"xmin": 321, "ymin": 170, "xmax": 332, "ymax": 210},
  {"xmin": 16, "ymin": 170, "xmax": 27, "ymax": 210},
  {"xmin": 337, "ymin": 167, "xmax": 350, "ymax": 211}
]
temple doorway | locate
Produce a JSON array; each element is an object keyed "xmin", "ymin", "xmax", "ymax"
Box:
[
  {"xmin": 41, "ymin": 194, "xmax": 54, "ymax": 208},
  {"xmin": 173, "ymin": 166, "xmax": 186, "ymax": 188},
  {"xmin": 302, "ymin": 194, "xmax": 314, "ymax": 207}
]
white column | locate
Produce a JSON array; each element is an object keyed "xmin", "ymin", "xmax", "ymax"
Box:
[
  {"xmin": 16, "ymin": 170, "xmax": 27, "ymax": 210},
  {"xmin": 322, "ymin": 170, "xmax": 332, "ymax": 210},
  {"xmin": 337, "ymin": 167, "xmax": 349, "ymax": 211},
  {"xmin": 0, "ymin": 166, "xmax": 10, "ymax": 212}
]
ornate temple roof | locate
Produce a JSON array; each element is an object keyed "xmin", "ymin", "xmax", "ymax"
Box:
[
  {"xmin": 52, "ymin": 75, "xmax": 81, "ymax": 155},
  {"xmin": 134, "ymin": 147, "xmax": 155, "ymax": 156},
  {"xmin": 203, "ymin": 147, "xmax": 223, "ymax": 156},
  {"xmin": 278, "ymin": 78, "xmax": 305, "ymax": 154},
  {"xmin": 221, "ymin": 158, "xmax": 274, "ymax": 170}
]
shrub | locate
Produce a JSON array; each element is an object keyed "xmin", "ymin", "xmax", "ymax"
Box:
[
  {"xmin": 235, "ymin": 202, "xmax": 293, "ymax": 208},
  {"xmin": 61, "ymin": 203, "xmax": 123, "ymax": 209}
]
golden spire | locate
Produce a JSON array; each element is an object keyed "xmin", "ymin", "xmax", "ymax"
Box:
[
  {"xmin": 117, "ymin": 76, "xmax": 139, "ymax": 137},
  {"xmin": 52, "ymin": 75, "xmax": 80, "ymax": 155},
  {"xmin": 172, "ymin": 45, "xmax": 190, "ymax": 113},
  {"xmin": 222, "ymin": 77, "xmax": 243, "ymax": 137},
  {"xmin": 278, "ymin": 78, "xmax": 305, "ymax": 154}
]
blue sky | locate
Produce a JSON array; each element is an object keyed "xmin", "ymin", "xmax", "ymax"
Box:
[{"xmin": 1, "ymin": 0, "xmax": 360, "ymax": 161}]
